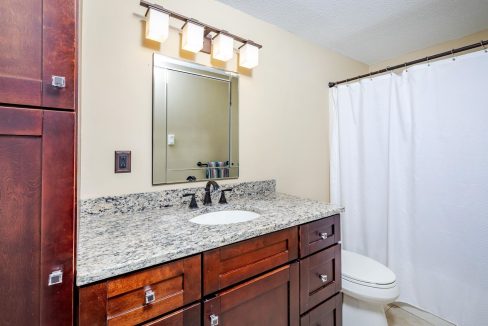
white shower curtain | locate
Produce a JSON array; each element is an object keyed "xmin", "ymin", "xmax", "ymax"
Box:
[{"xmin": 330, "ymin": 50, "xmax": 488, "ymax": 326}]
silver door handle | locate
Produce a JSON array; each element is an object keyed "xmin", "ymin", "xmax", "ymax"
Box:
[{"xmin": 320, "ymin": 274, "xmax": 328, "ymax": 283}]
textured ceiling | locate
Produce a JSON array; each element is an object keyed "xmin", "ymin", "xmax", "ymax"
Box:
[{"xmin": 216, "ymin": 0, "xmax": 488, "ymax": 64}]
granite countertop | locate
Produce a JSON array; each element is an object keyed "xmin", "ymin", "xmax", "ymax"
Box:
[{"xmin": 77, "ymin": 192, "xmax": 343, "ymax": 286}]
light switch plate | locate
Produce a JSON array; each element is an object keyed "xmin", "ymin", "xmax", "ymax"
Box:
[{"xmin": 168, "ymin": 134, "xmax": 175, "ymax": 145}]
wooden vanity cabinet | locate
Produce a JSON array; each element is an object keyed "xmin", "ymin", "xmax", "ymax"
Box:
[
  {"xmin": 78, "ymin": 215, "xmax": 342, "ymax": 326},
  {"xmin": 204, "ymin": 263, "xmax": 299, "ymax": 326}
]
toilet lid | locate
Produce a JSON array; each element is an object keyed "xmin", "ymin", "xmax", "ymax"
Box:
[{"xmin": 342, "ymin": 250, "xmax": 396, "ymax": 286}]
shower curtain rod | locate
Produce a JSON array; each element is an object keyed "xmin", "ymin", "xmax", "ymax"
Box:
[{"xmin": 328, "ymin": 39, "xmax": 488, "ymax": 88}]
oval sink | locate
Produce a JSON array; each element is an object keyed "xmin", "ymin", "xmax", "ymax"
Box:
[{"xmin": 190, "ymin": 210, "xmax": 260, "ymax": 225}]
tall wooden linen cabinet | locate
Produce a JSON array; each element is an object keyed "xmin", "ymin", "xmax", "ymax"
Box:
[{"xmin": 0, "ymin": 0, "xmax": 78, "ymax": 325}]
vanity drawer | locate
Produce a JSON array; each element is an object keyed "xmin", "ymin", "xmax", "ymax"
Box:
[
  {"xmin": 142, "ymin": 303, "xmax": 201, "ymax": 326},
  {"xmin": 300, "ymin": 292, "xmax": 343, "ymax": 326},
  {"xmin": 203, "ymin": 227, "xmax": 298, "ymax": 295},
  {"xmin": 299, "ymin": 215, "xmax": 340, "ymax": 258},
  {"xmin": 300, "ymin": 244, "xmax": 341, "ymax": 314},
  {"xmin": 79, "ymin": 255, "xmax": 201, "ymax": 326}
]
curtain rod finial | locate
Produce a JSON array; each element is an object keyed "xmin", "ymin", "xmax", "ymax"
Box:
[{"xmin": 329, "ymin": 82, "xmax": 336, "ymax": 88}]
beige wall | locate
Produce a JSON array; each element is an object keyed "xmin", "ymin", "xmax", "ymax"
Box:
[
  {"xmin": 79, "ymin": 0, "xmax": 368, "ymax": 200},
  {"xmin": 370, "ymin": 29, "xmax": 488, "ymax": 71}
]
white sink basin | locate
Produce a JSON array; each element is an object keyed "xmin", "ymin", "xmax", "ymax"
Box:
[{"xmin": 190, "ymin": 210, "xmax": 260, "ymax": 225}]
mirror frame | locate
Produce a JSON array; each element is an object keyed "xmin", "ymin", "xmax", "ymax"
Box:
[{"xmin": 152, "ymin": 54, "xmax": 239, "ymax": 185}]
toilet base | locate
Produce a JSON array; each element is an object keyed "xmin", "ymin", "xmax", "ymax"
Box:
[{"xmin": 343, "ymin": 294, "xmax": 388, "ymax": 326}]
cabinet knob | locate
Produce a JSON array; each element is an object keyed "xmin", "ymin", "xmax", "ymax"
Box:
[
  {"xmin": 319, "ymin": 274, "xmax": 328, "ymax": 283},
  {"xmin": 210, "ymin": 314, "xmax": 219, "ymax": 326},
  {"xmin": 320, "ymin": 232, "xmax": 328, "ymax": 240},
  {"xmin": 48, "ymin": 270, "xmax": 63, "ymax": 286},
  {"xmin": 145, "ymin": 289, "xmax": 155, "ymax": 305},
  {"xmin": 51, "ymin": 75, "xmax": 66, "ymax": 88}
]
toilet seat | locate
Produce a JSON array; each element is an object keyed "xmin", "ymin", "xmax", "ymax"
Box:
[
  {"xmin": 341, "ymin": 250, "xmax": 400, "ymax": 304},
  {"xmin": 342, "ymin": 250, "xmax": 396, "ymax": 286}
]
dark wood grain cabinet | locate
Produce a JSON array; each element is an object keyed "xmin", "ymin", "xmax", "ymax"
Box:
[
  {"xmin": 0, "ymin": 107, "xmax": 75, "ymax": 325},
  {"xmin": 78, "ymin": 215, "xmax": 342, "ymax": 326},
  {"xmin": 204, "ymin": 263, "xmax": 299, "ymax": 326},
  {"xmin": 0, "ymin": 0, "xmax": 77, "ymax": 110}
]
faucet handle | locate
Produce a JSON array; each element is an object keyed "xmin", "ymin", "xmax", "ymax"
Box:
[
  {"xmin": 219, "ymin": 188, "xmax": 233, "ymax": 204},
  {"xmin": 183, "ymin": 193, "xmax": 198, "ymax": 209}
]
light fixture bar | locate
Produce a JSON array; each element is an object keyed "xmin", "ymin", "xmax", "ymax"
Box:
[{"xmin": 140, "ymin": 0, "xmax": 263, "ymax": 50}]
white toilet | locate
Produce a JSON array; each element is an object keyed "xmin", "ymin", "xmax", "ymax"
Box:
[{"xmin": 342, "ymin": 250, "xmax": 400, "ymax": 326}]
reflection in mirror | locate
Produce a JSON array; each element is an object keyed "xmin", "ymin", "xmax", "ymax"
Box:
[{"xmin": 152, "ymin": 54, "xmax": 239, "ymax": 184}]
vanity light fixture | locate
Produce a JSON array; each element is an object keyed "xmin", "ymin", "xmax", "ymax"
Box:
[
  {"xmin": 182, "ymin": 21, "xmax": 204, "ymax": 53},
  {"xmin": 212, "ymin": 32, "xmax": 234, "ymax": 62},
  {"xmin": 140, "ymin": 0, "xmax": 262, "ymax": 69},
  {"xmin": 145, "ymin": 8, "xmax": 169, "ymax": 43},
  {"xmin": 239, "ymin": 42, "xmax": 259, "ymax": 69}
]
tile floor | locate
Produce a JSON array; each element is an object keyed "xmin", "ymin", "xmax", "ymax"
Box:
[{"xmin": 386, "ymin": 303, "xmax": 455, "ymax": 326}]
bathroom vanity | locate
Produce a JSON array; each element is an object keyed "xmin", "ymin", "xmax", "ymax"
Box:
[{"xmin": 77, "ymin": 181, "xmax": 343, "ymax": 325}]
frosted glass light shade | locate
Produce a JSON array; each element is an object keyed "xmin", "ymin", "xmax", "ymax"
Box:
[
  {"xmin": 213, "ymin": 33, "xmax": 234, "ymax": 62},
  {"xmin": 239, "ymin": 43, "xmax": 259, "ymax": 69},
  {"xmin": 182, "ymin": 22, "xmax": 204, "ymax": 53},
  {"xmin": 145, "ymin": 9, "xmax": 169, "ymax": 43}
]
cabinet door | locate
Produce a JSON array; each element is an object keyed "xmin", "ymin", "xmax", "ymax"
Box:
[
  {"xmin": 300, "ymin": 293, "xmax": 342, "ymax": 326},
  {"xmin": 0, "ymin": 107, "xmax": 75, "ymax": 325},
  {"xmin": 0, "ymin": 0, "xmax": 76, "ymax": 110},
  {"xmin": 204, "ymin": 263, "xmax": 299, "ymax": 326}
]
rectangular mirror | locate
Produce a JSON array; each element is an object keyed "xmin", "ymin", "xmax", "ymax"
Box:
[{"xmin": 152, "ymin": 54, "xmax": 239, "ymax": 185}]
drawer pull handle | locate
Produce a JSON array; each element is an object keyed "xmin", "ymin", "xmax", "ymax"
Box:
[
  {"xmin": 319, "ymin": 274, "xmax": 328, "ymax": 283},
  {"xmin": 210, "ymin": 314, "xmax": 219, "ymax": 326},
  {"xmin": 145, "ymin": 289, "xmax": 155, "ymax": 305},
  {"xmin": 320, "ymin": 232, "xmax": 328, "ymax": 240}
]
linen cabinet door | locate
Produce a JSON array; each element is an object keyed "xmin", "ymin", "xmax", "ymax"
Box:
[
  {"xmin": 0, "ymin": 0, "xmax": 76, "ymax": 110},
  {"xmin": 204, "ymin": 263, "xmax": 299, "ymax": 326},
  {"xmin": 0, "ymin": 0, "xmax": 43, "ymax": 106},
  {"xmin": 0, "ymin": 107, "xmax": 75, "ymax": 325}
]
